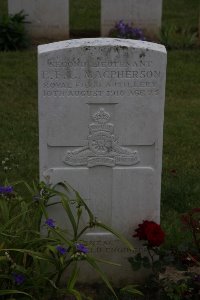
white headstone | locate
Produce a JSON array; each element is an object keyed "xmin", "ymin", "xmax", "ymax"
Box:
[
  {"xmin": 8, "ymin": 0, "xmax": 69, "ymax": 40},
  {"xmin": 101, "ymin": 0, "xmax": 163, "ymax": 39},
  {"xmin": 38, "ymin": 38, "xmax": 167, "ymax": 284}
]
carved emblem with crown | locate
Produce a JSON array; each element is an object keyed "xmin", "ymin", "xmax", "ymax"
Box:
[{"xmin": 63, "ymin": 108, "xmax": 140, "ymax": 167}]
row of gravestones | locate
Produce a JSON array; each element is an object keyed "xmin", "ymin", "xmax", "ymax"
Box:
[{"xmin": 8, "ymin": 0, "xmax": 163, "ymax": 40}]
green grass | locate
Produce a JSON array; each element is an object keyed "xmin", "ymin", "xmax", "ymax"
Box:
[
  {"xmin": 0, "ymin": 51, "xmax": 38, "ymax": 183},
  {"xmin": 0, "ymin": 0, "xmax": 200, "ymax": 250},
  {"xmin": 162, "ymin": 0, "xmax": 199, "ymax": 29},
  {"xmin": 70, "ymin": 0, "xmax": 100, "ymax": 37},
  {"xmin": 163, "ymin": 50, "xmax": 200, "ymax": 209},
  {"xmin": 161, "ymin": 50, "xmax": 200, "ymax": 246}
]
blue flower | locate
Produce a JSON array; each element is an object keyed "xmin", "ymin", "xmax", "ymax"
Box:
[
  {"xmin": 13, "ymin": 273, "xmax": 25, "ymax": 285},
  {"xmin": 116, "ymin": 20, "xmax": 125, "ymax": 30},
  {"xmin": 45, "ymin": 218, "xmax": 56, "ymax": 228},
  {"xmin": 56, "ymin": 245, "xmax": 68, "ymax": 255},
  {"xmin": 114, "ymin": 20, "xmax": 145, "ymax": 40},
  {"xmin": 0, "ymin": 186, "xmax": 14, "ymax": 194},
  {"xmin": 76, "ymin": 243, "xmax": 89, "ymax": 254}
]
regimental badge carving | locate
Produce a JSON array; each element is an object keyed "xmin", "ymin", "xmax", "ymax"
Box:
[{"xmin": 63, "ymin": 108, "xmax": 140, "ymax": 168}]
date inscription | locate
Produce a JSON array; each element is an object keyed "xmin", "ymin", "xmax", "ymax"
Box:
[{"xmin": 41, "ymin": 58, "xmax": 161, "ymax": 98}]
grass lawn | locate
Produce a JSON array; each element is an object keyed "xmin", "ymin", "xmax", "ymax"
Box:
[
  {"xmin": 161, "ymin": 50, "xmax": 200, "ymax": 245},
  {"xmin": 162, "ymin": 0, "xmax": 199, "ymax": 28},
  {"xmin": 0, "ymin": 0, "xmax": 200, "ymax": 247},
  {"xmin": 0, "ymin": 51, "xmax": 38, "ymax": 182}
]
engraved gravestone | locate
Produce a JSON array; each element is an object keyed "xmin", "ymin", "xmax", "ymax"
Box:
[
  {"xmin": 8, "ymin": 0, "xmax": 69, "ymax": 40},
  {"xmin": 101, "ymin": 0, "xmax": 163, "ymax": 39},
  {"xmin": 38, "ymin": 38, "xmax": 167, "ymax": 283}
]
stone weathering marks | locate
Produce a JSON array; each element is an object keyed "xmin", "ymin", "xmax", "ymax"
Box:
[
  {"xmin": 101, "ymin": 0, "xmax": 163, "ymax": 38},
  {"xmin": 38, "ymin": 38, "xmax": 167, "ymax": 283},
  {"xmin": 8, "ymin": 0, "xmax": 69, "ymax": 40}
]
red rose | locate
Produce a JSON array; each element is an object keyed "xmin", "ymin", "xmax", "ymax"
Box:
[
  {"xmin": 133, "ymin": 220, "xmax": 165, "ymax": 247},
  {"xmin": 133, "ymin": 220, "xmax": 153, "ymax": 240},
  {"xmin": 145, "ymin": 222, "xmax": 165, "ymax": 247}
]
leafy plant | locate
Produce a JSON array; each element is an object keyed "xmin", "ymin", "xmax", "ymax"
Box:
[
  {"xmin": 128, "ymin": 218, "xmax": 200, "ymax": 299},
  {"xmin": 0, "ymin": 10, "xmax": 30, "ymax": 51},
  {"xmin": 0, "ymin": 181, "xmax": 136, "ymax": 299},
  {"xmin": 160, "ymin": 25, "xmax": 198, "ymax": 50}
]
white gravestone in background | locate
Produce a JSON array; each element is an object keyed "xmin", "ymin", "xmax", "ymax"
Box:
[
  {"xmin": 8, "ymin": 0, "xmax": 69, "ymax": 40},
  {"xmin": 101, "ymin": 0, "xmax": 163, "ymax": 39},
  {"xmin": 38, "ymin": 38, "xmax": 167, "ymax": 283}
]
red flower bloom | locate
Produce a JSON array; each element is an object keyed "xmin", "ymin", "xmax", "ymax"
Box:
[
  {"xmin": 133, "ymin": 220, "xmax": 153, "ymax": 240},
  {"xmin": 145, "ymin": 222, "xmax": 165, "ymax": 246},
  {"xmin": 133, "ymin": 220, "xmax": 165, "ymax": 247}
]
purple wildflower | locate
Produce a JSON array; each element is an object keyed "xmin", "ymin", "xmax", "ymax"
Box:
[
  {"xmin": 116, "ymin": 20, "xmax": 127, "ymax": 35},
  {"xmin": 0, "ymin": 186, "xmax": 14, "ymax": 194},
  {"xmin": 45, "ymin": 218, "xmax": 56, "ymax": 228},
  {"xmin": 13, "ymin": 273, "xmax": 25, "ymax": 285},
  {"xmin": 76, "ymin": 243, "xmax": 89, "ymax": 254},
  {"xmin": 114, "ymin": 20, "xmax": 145, "ymax": 40},
  {"xmin": 56, "ymin": 245, "xmax": 67, "ymax": 255}
]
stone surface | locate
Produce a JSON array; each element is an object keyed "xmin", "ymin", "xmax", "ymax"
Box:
[
  {"xmin": 8, "ymin": 0, "xmax": 69, "ymax": 40},
  {"xmin": 38, "ymin": 38, "xmax": 167, "ymax": 283},
  {"xmin": 101, "ymin": 0, "xmax": 163, "ymax": 39}
]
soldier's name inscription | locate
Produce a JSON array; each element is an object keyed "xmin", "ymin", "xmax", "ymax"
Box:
[{"xmin": 41, "ymin": 56, "xmax": 161, "ymax": 98}]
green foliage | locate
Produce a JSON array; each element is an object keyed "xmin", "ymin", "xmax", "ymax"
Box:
[
  {"xmin": 120, "ymin": 285, "xmax": 143, "ymax": 297},
  {"xmin": 161, "ymin": 49, "xmax": 200, "ymax": 247},
  {"xmin": 0, "ymin": 10, "xmax": 30, "ymax": 51},
  {"xmin": 0, "ymin": 181, "xmax": 137, "ymax": 300},
  {"xmin": 128, "ymin": 253, "xmax": 151, "ymax": 271},
  {"xmin": 129, "ymin": 214, "xmax": 200, "ymax": 299},
  {"xmin": 160, "ymin": 26, "xmax": 198, "ymax": 50},
  {"xmin": 163, "ymin": 281, "xmax": 188, "ymax": 300}
]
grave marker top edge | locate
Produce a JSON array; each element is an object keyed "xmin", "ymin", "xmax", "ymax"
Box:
[{"xmin": 38, "ymin": 38, "xmax": 166, "ymax": 54}]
